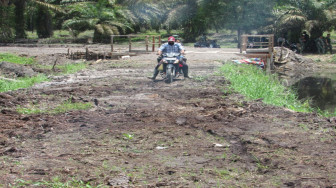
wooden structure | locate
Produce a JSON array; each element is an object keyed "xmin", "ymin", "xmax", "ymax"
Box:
[
  {"xmin": 110, "ymin": 35, "xmax": 161, "ymax": 54},
  {"xmin": 240, "ymin": 34, "xmax": 274, "ymax": 73},
  {"xmin": 67, "ymin": 47, "xmax": 137, "ymax": 60}
]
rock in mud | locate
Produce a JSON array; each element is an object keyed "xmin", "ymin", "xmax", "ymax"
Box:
[
  {"xmin": 0, "ymin": 61, "xmax": 36, "ymax": 77},
  {"xmin": 176, "ymin": 117, "xmax": 187, "ymax": 125},
  {"xmin": 0, "ymin": 135, "xmax": 8, "ymax": 146},
  {"xmin": 0, "ymin": 93, "xmax": 14, "ymax": 100},
  {"xmin": 213, "ymin": 143, "xmax": 230, "ymax": 148},
  {"xmin": 156, "ymin": 146, "xmax": 168, "ymax": 150},
  {"xmin": 106, "ymin": 174, "xmax": 129, "ymax": 186}
]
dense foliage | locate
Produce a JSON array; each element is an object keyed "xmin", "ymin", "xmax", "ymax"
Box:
[{"xmin": 0, "ymin": 0, "xmax": 336, "ymax": 43}]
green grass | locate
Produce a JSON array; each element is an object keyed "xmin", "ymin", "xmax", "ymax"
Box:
[
  {"xmin": 219, "ymin": 42, "xmax": 237, "ymax": 48},
  {"xmin": 0, "ymin": 53, "xmax": 35, "ymax": 65},
  {"xmin": 218, "ymin": 63, "xmax": 311, "ymax": 112},
  {"xmin": 0, "ymin": 74, "xmax": 49, "ymax": 92},
  {"xmin": 17, "ymin": 99, "xmax": 92, "ymax": 115},
  {"xmin": 329, "ymin": 54, "xmax": 336, "ymax": 63},
  {"xmin": 57, "ymin": 63, "xmax": 87, "ymax": 74},
  {"xmin": 10, "ymin": 177, "xmax": 99, "ymax": 188},
  {"xmin": 36, "ymin": 62, "xmax": 87, "ymax": 75},
  {"xmin": 316, "ymin": 108, "xmax": 336, "ymax": 118},
  {"xmin": 27, "ymin": 30, "xmax": 72, "ymax": 39}
]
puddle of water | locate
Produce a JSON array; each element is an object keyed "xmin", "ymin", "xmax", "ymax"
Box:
[{"xmin": 292, "ymin": 72, "xmax": 336, "ymax": 112}]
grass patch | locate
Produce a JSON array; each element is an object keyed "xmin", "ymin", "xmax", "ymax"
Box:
[
  {"xmin": 10, "ymin": 177, "xmax": 98, "ymax": 188},
  {"xmin": 0, "ymin": 53, "xmax": 35, "ymax": 65},
  {"xmin": 329, "ymin": 54, "xmax": 336, "ymax": 63},
  {"xmin": 36, "ymin": 62, "xmax": 87, "ymax": 75},
  {"xmin": 218, "ymin": 42, "xmax": 237, "ymax": 48},
  {"xmin": 57, "ymin": 62, "xmax": 87, "ymax": 74},
  {"xmin": 218, "ymin": 63, "xmax": 311, "ymax": 112},
  {"xmin": 316, "ymin": 108, "xmax": 336, "ymax": 118},
  {"xmin": 193, "ymin": 75, "xmax": 208, "ymax": 82},
  {"xmin": 17, "ymin": 99, "xmax": 92, "ymax": 115},
  {"xmin": 0, "ymin": 74, "xmax": 49, "ymax": 92}
]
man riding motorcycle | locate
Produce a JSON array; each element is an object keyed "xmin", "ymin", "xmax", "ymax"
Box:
[{"xmin": 149, "ymin": 36, "xmax": 186, "ymax": 80}]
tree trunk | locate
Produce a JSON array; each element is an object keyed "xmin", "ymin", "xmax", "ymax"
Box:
[
  {"xmin": 36, "ymin": 6, "xmax": 53, "ymax": 38},
  {"xmin": 0, "ymin": 0, "xmax": 9, "ymax": 6},
  {"xmin": 14, "ymin": 0, "xmax": 26, "ymax": 39},
  {"xmin": 0, "ymin": 0, "xmax": 12, "ymax": 40},
  {"xmin": 237, "ymin": 28, "xmax": 241, "ymax": 48}
]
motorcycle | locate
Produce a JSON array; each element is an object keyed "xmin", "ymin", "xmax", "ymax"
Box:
[{"xmin": 158, "ymin": 52, "xmax": 181, "ymax": 83}]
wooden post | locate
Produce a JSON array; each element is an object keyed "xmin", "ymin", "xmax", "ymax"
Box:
[
  {"xmin": 240, "ymin": 35, "xmax": 248, "ymax": 53},
  {"xmin": 111, "ymin": 35, "xmax": 114, "ymax": 53},
  {"xmin": 85, "ymin": 47, "xmax": 89, "ymax": 60},
  {"xmin": 158, "ymin": 36, "xmax": 161, "ymax": 48},
  {"xmin": 266, "ymin": 57, "xmax": 271, "ymax": 74},
  {"xmin": 152, "ymin": 36, "xmax": 155, "ymax": 52},
  {"xmin": 146, "ymin": 36, "xmax": 149, "ymax": 52},
  {"xmin": 128, "ymin": 36, "xmax": 131, "ymax": 52}
]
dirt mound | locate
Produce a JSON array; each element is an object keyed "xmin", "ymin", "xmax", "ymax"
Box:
[
  {"xmin": 0, "ymin": 61, "xmax": 36, "ymax": 77},
  {"xmin": 273, "ymin": 47, "xmax": 316, "ymax": 86}
]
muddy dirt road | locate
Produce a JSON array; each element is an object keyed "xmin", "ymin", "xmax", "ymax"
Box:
[{"xmin": 1, "ymin": 46, "xmax": 336, "ymax": 187}]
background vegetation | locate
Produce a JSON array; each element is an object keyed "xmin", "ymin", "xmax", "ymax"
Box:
[{"xmin": 1, "ymin": 0, "xmax": 336, "ymax": 44}]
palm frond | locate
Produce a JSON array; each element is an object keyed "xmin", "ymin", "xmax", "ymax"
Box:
[
  {"xmin": 103, "ymin": 24, "xmax": 113, "ymax": 35},
  {"xmin": 31, "ymin": 0, "xmax": 65, "ymax": 13},
  {"xmin": 95, "ymin": 24, "xmax": 105, "ymax": 34},
  {"xmin": 164, "ymin": 4, "xmax": 190, "ymax": 27},
  {"xmin": 305, "ymin": 20, "xmax": 319, "ymax": 31}
]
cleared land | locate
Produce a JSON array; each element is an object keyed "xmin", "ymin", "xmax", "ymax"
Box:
[{"xmin": 0, "ymin": 46, "xmax": 335, "ymax": 187}]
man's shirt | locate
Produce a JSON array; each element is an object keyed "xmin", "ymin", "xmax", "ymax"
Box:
[{"xmin": 159, "ymin": 43, "xmax": 184, "ymax": 54}]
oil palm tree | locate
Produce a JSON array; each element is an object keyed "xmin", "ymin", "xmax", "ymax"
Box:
[
  {"xmin": 116, "ymin": 0, "xmax": 162, "ymax": 32},
  {"xmin": 164, "ymin": 0, "xmax": 206, "ymax": 42},
  {"xmin": 0, "ymin": 0, "xmax": 14, "ymax": 40},
  {"xmin": 272, "ymin": 0, "xmax": 336, "ymax": 42},
  {"xmin": 10, "ymin": 0, "xmax": 62, "ymax": 38},
  {"xmin": 62, "ymin": 0, "xmax": 134, "ymax": 42}
]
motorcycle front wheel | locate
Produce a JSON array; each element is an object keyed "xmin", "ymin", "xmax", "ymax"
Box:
[{"xmin": 166, "ymin": 67, "xmax": 174, "ymax": 83}]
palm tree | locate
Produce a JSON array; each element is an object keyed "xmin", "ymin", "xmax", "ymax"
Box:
[
  {"xmin": 9, "ymin": 0, "xmax": 62, "ymax": 39},
  {"xmin": 164, "ymin": 0, "xmax": 207, "ymax": 42},
  {"xmin": 0, "ymin": 0, "xmax": 13, "ymax": 40},
  {"xmin": 62, "ymin": 0, "xmax": 134, "ymax": 42},
  {"xmin": 272, "ymin": 0, "xmax": 336, "ymax": 42},
  {"xmin": 116, "ymin": 0, "xmax": 162, "ymax": 32}
]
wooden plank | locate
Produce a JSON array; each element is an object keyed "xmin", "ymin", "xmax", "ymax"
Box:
[
  {"xmin": 246, "ymin": 48, "xmax": 270, "ymax": 53},
  {"xmin": 238, "ymin": 54, "xmax": 270, "ymax": 58}
]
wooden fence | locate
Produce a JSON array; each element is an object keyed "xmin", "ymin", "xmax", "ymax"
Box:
[{"xmin": 110, "ymin": 35, "xmax": 162, "ymax": 53}]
